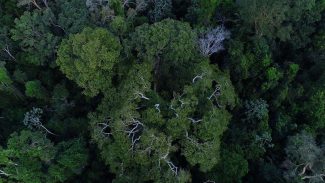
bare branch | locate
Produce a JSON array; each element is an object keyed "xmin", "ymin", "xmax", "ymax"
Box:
[
  {"xmin": 40, "ymin": 124, "xmax": 57, "ymax": 136},
  {"xmin": 169, "ymin": 104, "xmax": 179, "ymax": 117},
  {"xmin": 23, "ymin": 108, "xmax": 56, "ymax": 136},
  {"xmin": 207, "ymin": 84, "xmax": 221, "ymax": 100},
  {"xmin": 98, "ymin": 122, "xmax": 112, "ymax": 137},
  {"xmin": 142, "ymin": 134, "xmax": 156, "ymax": 154},
  {"xmin": 135, "ymin": 92, "xmax": 150, "ymax": 100},
  {"xmin": 41, "ymin": 0, "xmax": 49, "ymax": 8},
  {"xmin": 135, "ymin": 0, "xmax": 148, "ymax": 12},
  {"xmin": 125, "ymin": 119, "xmax": 143, "ymax": 136},
  {"xmin": 155, "ymin": 104, "xmax": 161, "ymax": 113},
  {"xmin": 188, "ymin": 118, "xmax": 203, "ymax": 124},
  {"xmin": 199, "ymin": 26, "xmax": 230, "ymax": 57},
  {"xmin": 192, "ymin": 73, "xmax": 204, "ymax": 83},
  {"xmin": 185, "ymin": 131, "xmax": 212, "ymax": 149},
  {"xmin": 122, "ymin": 0, "xmax": 130, "ymax": 7},
  {"xmin": 165, "ymin": 159, "xmax": 178, "ymax": 175},
  {"xmin": 203, "ymin": 180, "xmax": 216, "ymax": 183},
  {"xmin": 0, "ymin": 169, "xmax": 10, "ymax": 176},
  {"xmin": 301, "ymin": 174, "xmax": 325, "ymax": 181},
  {"xmin": 159, "ymin": 147, "xmax": 178, "ymax": 176},
  {"xmin": 178, "ymin": 99, "xmax": 187, "ymax": 108},
  {"xmin": 125, "ymin": 119, "xmax": 144, "ymax": 151},
  {"xmin": 3, "ymin": 45, "xmax": 16, "ymax": 61},
  {"xmin": 130, "ymin": 136, "xmax": 141, "ymax": 151}
]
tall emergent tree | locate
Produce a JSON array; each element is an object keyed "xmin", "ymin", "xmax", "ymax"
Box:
[
  {"xmin": 57, "ymin": 27, "xmax": 122, "ymax": 97},
  {"xmin": 57, "ymin": 19, "xmax": 237, "ymax": 182}
]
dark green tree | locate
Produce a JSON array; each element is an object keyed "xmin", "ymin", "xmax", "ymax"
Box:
[
  {"xmin": 283, "ymin": 132, "xmax": 324, "ymax": 183},
  {"xmin": 86, "ymin": 19, "xmax": 237, "ymax": 182},
  {"xmin": 57, "ymin": 27, "xmax": 122, "ymax": 97},
  {"xmin": 25, "ymin": 80, "xmax": 48, "ymax": 99},
  {"xmin": 56, "ymin": 0, "xmax": 90, "ymax": 34},
  {"xmin": 0, "ymin": 130, "xmax": 88, "ymax": 183},
  {"xmin": 11, "ymin": 9, "xmax": 59, "ymax": 65}
]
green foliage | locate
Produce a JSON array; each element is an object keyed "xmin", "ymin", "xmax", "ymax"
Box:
[
  {"xmin": 186, "ymin": 0, "xmax": 221, "ymax": 25},
  {"xmin": 284, "ymin": 132, "xmax": 324, "ymax": 182},
  {"xmin": 13, "ymin": 69, "xmax": 27, "ymax": 83},
  {"xmin": 0, "ymin": 0, "xmax": 21, "ymax": 26},
  {"xmin": 0, "ymin": 130, "xmax": 88, "ymax": 183},
  {"xmin": 25, "ymin": 80, "xmax": 47, "ymax": 99},
  {"xmin": 287, "ymin": 64, "xmax": 299, "ymax": 80},
  {"xmin": 48, "ymin": 139, "xmax": 88, "ymax": 182},
  {"xmin": 303, "ymin": 90, "xmax": 325, "ymax": 133},
  {"xmin": 49, "ymin": 83, "xmax": 74, "ymax": 116},
  {"xmin": 261, "ymin": 67, "xmax": 283, "ymax": 91},
  {"xmin": 148, "ymin": 0, "xmax": 173, "ymax": 22},
  {"xmin": 228, "ymin": 38, "xmax": 274, "ymax": 89},
  {"xmin": 244, "ymin": 99, "xmax": 268, "ymax": 121},
  {"xmin": 128, "ymin": 19, "xmax": 201, "ymax": 93},
  {"xmin": 237, "ymin": 0, "xmax": 289, "ymax": 40},
  {"xmin": 227, "ymin": 98, "xmax": 272, "ymax": 160},
  {"xmin": 57, "ymin": 27, "xmax": 122, "ymax": 97},
  {"xmin": 11, "ymin": 9, "xmax": 59, "ymax": 65},
  {"xmin": 208, "ymin": 149, "xmax": 249, "ymax": 183},
  {"xmin": 237, "ymin": 0, "xmax": 321, "ymax": 45},
  {"xmin": 89, "ymin": 36, "xmax": 236, "ymax": 181},
  {"xmin": 0, "ymin": 64, "xmax": 23, "ymax": 99},
  {"xmin": 86, "ymin": 0, "xmax": 124, "ymax": 25},
  {"xmin": 17, "ymin": 0, "xmax": 42, "ymax": 9},
  {"xmin": 56, "ymin": 0, "xmax": 90, "ymax": 34},
  {"xmin": 0, "ymin": 0, "xmax": 324, "ymax": 182},
  {"xmin": 0, "ymin": 130, "xmax": 55, "ymax": 182},
  {"xmin": 109, "ymin": 16, "xmax": 128, "ymax": 36},
  {"xmin": 0, "ymin": 66, "xmax": 12, "ymax": 87}
]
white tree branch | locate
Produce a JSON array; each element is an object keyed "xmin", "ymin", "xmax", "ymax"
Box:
[
  {"xmin": 192, "ymin": 73, "xmax": 204, "ymax": 83},
  {"xmin": 159, "ymin": 147, "xmax": 178, "ymax": 176},
  {"xmin": 188, "ymin": 118, "xmax": 203, "ymax": 124},
  {"xmin": 125, "ymin": 119, "xmax": 144, "ymax": 151},
  {"xmin": 169, "ymin": 104, "xmax": 179, "ymax": 117},
  {"xmin": 155, "ymin": 104, "xmax": 161, "ymax": 113},
  {"xmin": 0, "ymin": 169, "xmax": 10, "ymax": 176},
  {"xmin": 207, "ymin": 84, "xmax": 221, "ymax": 100},
  {"xmin": 135, "ymin": 92, "xmax": 150, "ymax": 100},
  {"xmin": 3, "ymin": 45, "xmax": 16, "ymax": 61},
  {"xmin": 40, "ymin": 124, "xmax": 57, "ymax": 136},
  {"xmin": 98, "ymin": 122, "xmax": 112, "ymax": 136},
  {"xmin": 199, "ymin": 26, "xmax": 230, "ymax": 57}
]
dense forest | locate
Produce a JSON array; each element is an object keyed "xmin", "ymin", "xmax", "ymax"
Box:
[{"xmin": 0, "ymin": 0, "xmax": 324, "ymax": 182}]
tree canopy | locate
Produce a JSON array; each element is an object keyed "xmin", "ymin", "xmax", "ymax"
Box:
[{"xmin": 0, "ymin": 0, "xmax": 324, "ymax": 182}]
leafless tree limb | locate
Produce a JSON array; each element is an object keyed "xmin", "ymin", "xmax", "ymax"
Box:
[
  {"xmin": 41, "ymin": 0, "xmax": 49, "ymax": 8},
  {"xmin": 23, "ymin": 108, "xmax": 57, "ymax": 136},
  {"xmin": 0, "ymin": 169, "xmax": 10, "ymax": 176},
  {"xmin": 199, "ymin": 26, "xmax": 230, "ymax": 57},
  {"xmin": 135, "ymin": 92, "xmax": 150, "ymax": 100},
  {"xmin": 98, "ymin": 122, "xmax": 112, "ymax": 137},
  {"xmin": 3, "ymin": 45, "xmax": 16, "ymax": 61},
  {"xmin": 125, "ymin": 119, "xmax": 144, "ymax": 151},
  {"xmin": 207, "ymin": 84, "xmax": 221, "ymax": 100},
  {"xmin": 203, "ymin": 180, "xmax": 216, "ymax": 183},
  {"xmin": 155, "ymin": 104, "xmax": 161, "ymax": 113},
  {"xmin": 159, "ymin": 147, "xmax": 178, "ymax": 175},
  {"xmin": 135, "ymin": 0, "xmax": 148, "ymax": 12},
  {"xmin": 169, "ymin": 104, "xmax": 179, "ymax": 117},
  {"xmin": 301, "ymin": 174, "xmax": 325, "ymax": 181},
  {"xmin": 188, "ymin": 118, "xmax": 203, "ymax": 124},
  {"xmin": 192, "ymin": 73, "xmax": 205, "ymax": 83}
]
